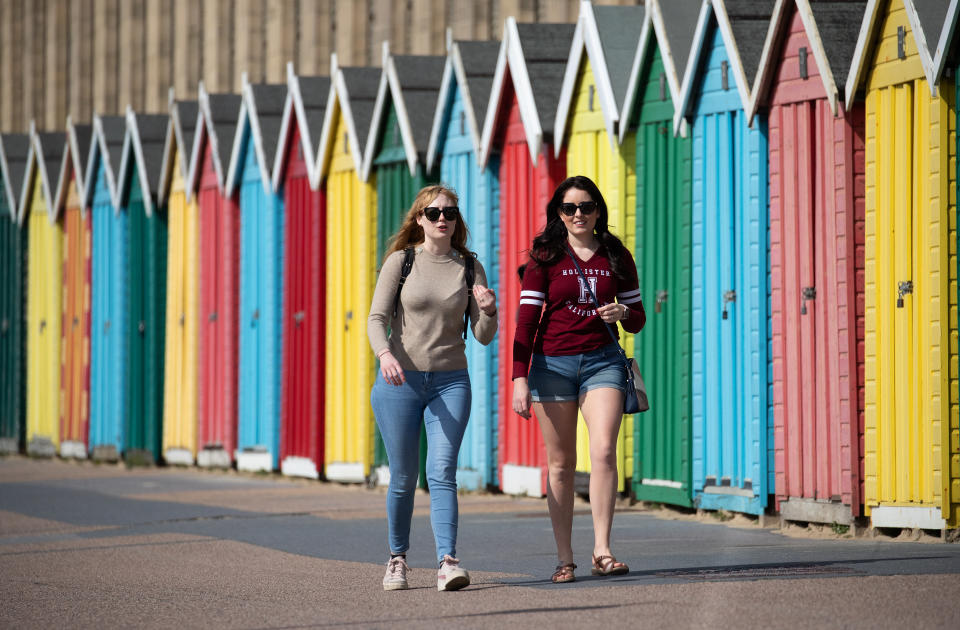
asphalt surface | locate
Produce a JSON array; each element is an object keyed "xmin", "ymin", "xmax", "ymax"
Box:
[{"xmin": 1, "ymin": 456, "xmax": 958, "ymax": 629}]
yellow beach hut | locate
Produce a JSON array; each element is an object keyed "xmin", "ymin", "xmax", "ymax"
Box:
[
  {"xmin": 20, "ymin": 123, "xmax": 66, "ymax": 456},
  {"xmin": 846, "ymin": 0, "xmax": 958, "ymax": 530},
  {"xmin": 311, "ymin": 54, "xmax": 380, "ymax": 483},
  {"xmin": 160, "ymin": 91, "xmax": 200, "ymax": 465},
  {"xmin": 553, "ymin": 0, "xmax": 648, "ymax": 493}
]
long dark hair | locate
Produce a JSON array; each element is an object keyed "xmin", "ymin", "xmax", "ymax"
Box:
[{"xmin": 529, "ymin": 175, "xmax": 629, "ymax": 279}]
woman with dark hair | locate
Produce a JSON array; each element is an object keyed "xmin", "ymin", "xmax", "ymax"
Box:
[
  {"xmin": 368, "ymin": 185, "xmax": 498, "ymax": 592},
  {"xmin": 512, "ymin": 175, "xmax": 645, "ymax": 583}
]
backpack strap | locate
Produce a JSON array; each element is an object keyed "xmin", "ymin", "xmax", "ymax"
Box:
[
  {"xmin": 392, "ymin": 247, "xmax": 416, "ymax": 318},
  {"xmin": 463, "ymin": 254, "xmax": 475, "ymax": 339}
]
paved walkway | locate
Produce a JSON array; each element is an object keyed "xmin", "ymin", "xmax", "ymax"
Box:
[{"xmin": 1, "ymin": 456, "xmax": 958, "ymax": 628}]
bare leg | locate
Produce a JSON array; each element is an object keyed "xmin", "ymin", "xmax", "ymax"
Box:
[
  {"xmin": 580, "ymin": 387, "xmax": 624, "ymax": 558},
  {"xmin": 533, "ymin": 400, "xmax": 579, "ymax": 565}
]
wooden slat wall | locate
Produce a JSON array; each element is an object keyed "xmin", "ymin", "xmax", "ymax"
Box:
[
  {"xmin": 45, "ymin": 0, "xmax": 69, "ymax": 131},
  {"xmin": 0, "ymin": 0, "xmax": 642, "ymax": 132},
  {"xmin": 1, "ymin": 1, "xmax": 25, "ymax": 133},
  {"xmin": 120, "ymin": 0, "xmax": 147, "ymax": 113},
  {"xmin": 145, "ymin": 0, "xmax": 174, "ymax": 113},
  {"xmin": 71, "ymin": 0, "xmax": 96, "ymax": 128},
  {"xmin": 93, "ymin": 0, "xmax": 120, "ymax": 117},
  {"xmin": 203, "ymin": 0, "xmax": 234, "ymax": 94}
]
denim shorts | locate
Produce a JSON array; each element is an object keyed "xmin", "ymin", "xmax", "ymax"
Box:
[{"xmin": 528, "ymin": 343, "xmax": 626, "ymax": 402}]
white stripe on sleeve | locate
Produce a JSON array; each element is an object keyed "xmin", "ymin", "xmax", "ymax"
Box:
[
  {"xmin": 617, "ymin": 288, "xmax": 642, "ymax": 300},
  {"xmin": 520, "ymin": 290, "xmax": 545, "ymax": 299},
  {"xmin": 519, "ymin": 298, "xmax": 544, "ymax": 307},
  {"xmin": 619, "ymin": 294, "xmax": 643, "ymax": 305}
]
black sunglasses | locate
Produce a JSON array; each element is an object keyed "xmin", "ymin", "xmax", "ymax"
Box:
[
  {"xmin": 558, "ymin": 201, "xmax": 598, "ymax": 217},
  {"xmin": 423, "ymin": 206, "xmax": 459, "ymax": 221}
]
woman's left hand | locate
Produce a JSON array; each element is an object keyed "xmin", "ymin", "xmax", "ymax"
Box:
[
  {"xmin": 598, "ymin": 302, "xmax": 628, "ymax": 324},
  {"xmin": 473, "ymin": 285, "xmax": 497, "ymax": 316}
]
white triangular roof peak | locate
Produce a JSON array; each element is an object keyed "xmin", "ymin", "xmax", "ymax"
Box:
[
  {"xmin": 53, "ymin": 116, "xmax": 89, "ymax": 218},
  {"xmin": 479, "ymin": 17, "xmax": 545, "ymax": 168},
  {"xmin": 845, "ymin": 0, "xmax": 945, "ymax": 110},
  {"xmin": 271, "ymin": 62, "xmax": 334, "ymax": 192},
  {"xmin": 362, "ymin": 42, "xmax": 421, "ymax": 181},
  {"xmin": 555, "ymin": 0, "xmax": 649, "ymax": 155},
  {"xmin": 225, "ymin": 73, "xmax": 277, "ymax": 197},
  {"xmin": 83, "ymin": 113, "xmax": 121, "ymax": 210},
  {"xmin": 311, "ymin": 53, "xmax": 372, "ymax": 187},
  {"xmin": 748, "ymin": 0, "xmax": 844, "ymax": 123}
]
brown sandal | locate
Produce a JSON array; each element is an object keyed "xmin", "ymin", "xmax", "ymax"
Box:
[
  {"xmin": 591, "ymin": 555, "xmax": 629, "ymax": 576},
  {"xmin": 551, "ymin": 562, "xmax": 577, "ymax": 583}
]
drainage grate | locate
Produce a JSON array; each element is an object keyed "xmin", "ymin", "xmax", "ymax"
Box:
[{"xmin": 656, "ymin": 565, "xmax": 861, "ymax": 580}]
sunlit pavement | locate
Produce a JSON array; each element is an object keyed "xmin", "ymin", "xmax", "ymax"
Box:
[{"xmin": 2, "ymin": 456, "xmax": 958, "ymax": 629}]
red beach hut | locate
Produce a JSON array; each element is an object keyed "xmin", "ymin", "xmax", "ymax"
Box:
[
  {"xmin": 479, "ymin": 18, "xmax": 573, "ymax": 497},
  {"xmin": 272, "ymin": 63, "xmax": 331, "ymax": 479},
  {"xmin": 748, "ymin": 0, "xmax": 867, "ymax": 526},
  {"xmin": 187, "ymin": 84, "xmax": 243, "ymax": 467}
]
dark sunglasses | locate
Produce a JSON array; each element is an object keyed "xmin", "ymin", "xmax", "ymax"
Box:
[
  {"xmin": 558, "ymin": 201, "xmax": 598, "ymax": 217},
  {"xmin": 423, "ymin": 206, "xmax": 459, "ymax": 221}
]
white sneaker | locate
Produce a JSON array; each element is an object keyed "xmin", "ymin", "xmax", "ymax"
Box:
[
  {"xmin": 383, "ymin": 556, "xmax": 409, "ymax": 591},
  {"xmin": 437, "ymin": 554, "xmax": 470, "ymax": 591}
]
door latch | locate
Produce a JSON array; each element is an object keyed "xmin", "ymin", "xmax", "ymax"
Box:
[
  {"xmin": 655, "ymin": 290, "xmax": 668, "ymax": 314},
  {"xmin": 897, "ymin": 280, "xmax": 913, "ymax": 308},
  {"xmin": 252, "ymin": 309, "xmax": 260, "ymax": 323},
  {"xmin": 179, "ymin": 313, "xmax": 185, "ymax": 326},
  {"xmin": 800, "ymin": 286, "xmax": 816, "ymax": 315},
  {"xmin": 208, "ymin": 311, "xmax": 218, "ymax": 322},
  {"xmin": 1, "ymin": 318, "xmax": 8, "ymax": 333},
  {"xmin": 293, "ymin": 310, "xmax": 306, "ymax": 326},
  {"xmin": 345, "ymin": 310, "xmax": 353, "ymax": 331},
  {"xmin": 138, "ymin": 320, "xmax": 146, "ymax": 334},
  {"xmin": 722, "ymin": 290, "xmax": 736, "ymax": 320},
  {"xmin": 104, "ymin": 320, "xmax": 111, "ymax": 333}
]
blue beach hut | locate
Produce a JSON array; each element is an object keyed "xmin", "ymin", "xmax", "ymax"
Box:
[
  {"xmin": 224, "ymin": 75, "xmax": 288, "ymax": 472},
  {"xmin": 674, "ymin": 0, "xmax": 774, "ymax": 515},
  {"xmin": 85, "ymin": 114, "xmax": 129, "ymax": 461},
  {"xmin": 424, "ymin": 34, "xmax": 501, "ymax": 490}
]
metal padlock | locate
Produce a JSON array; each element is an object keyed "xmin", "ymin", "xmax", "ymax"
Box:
[
  {"xmin": 655, "ymin": 290, "xmax": 668, "ymax": 314},
  {"xmin": 896, "ymin": 280, "xmax": 913, "ymax": 308},
  {"xmin": 722, "ymin": 289, "xmax": 736, "ymax": 320},
  {"xmin": 800, "ymin": 286, "xmax": 816, "ymax": 315},
  {"xmin": 138, "ymin": 320, "xmax": 146, "ymax": 334}
]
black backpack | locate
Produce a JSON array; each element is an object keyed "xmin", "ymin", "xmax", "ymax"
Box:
[{"xmin": 392, "ymin": 246, "xmax": 475, "ymax": 339}]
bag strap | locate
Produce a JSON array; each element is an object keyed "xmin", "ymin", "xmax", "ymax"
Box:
[
  {"xmin": 463, "ymin": 254, "xmax": 475, "ymax": 339},
  {"xmin": 392, "ymin": 247, "xmax": 416, "ymax": 318},
  {"xmin": 565, "ymin": 246, "xmax": 632, "ymax": 370}
]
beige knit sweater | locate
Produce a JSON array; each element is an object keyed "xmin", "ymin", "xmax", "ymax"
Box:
[{"xmin": 367, "ymin": 248, "xmax": 498, "ymax": 372}]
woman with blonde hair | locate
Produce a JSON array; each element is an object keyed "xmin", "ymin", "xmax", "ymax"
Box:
[{"xmin": 368, "ymin": 184, "xmax": 498, "ymax": 592}]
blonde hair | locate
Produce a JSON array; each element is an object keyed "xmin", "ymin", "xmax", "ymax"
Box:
[{"xmin": 383, "ymin": 184, "xmax": 473, "ymax": 263}]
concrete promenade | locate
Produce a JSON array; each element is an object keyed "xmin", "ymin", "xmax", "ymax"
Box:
[{"xmin": 1, "ymin": 456, "xmax": 958, "ymax": 629}]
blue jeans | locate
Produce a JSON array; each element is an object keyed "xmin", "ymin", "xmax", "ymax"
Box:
[{"xmin": 371, "ymin": 368, "xmax": 471, "ymax": 565}]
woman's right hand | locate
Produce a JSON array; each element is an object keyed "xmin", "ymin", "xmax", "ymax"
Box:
[
  {"xmin": 513, "ymin": 377, "xmax": 532, "ymax": 419},
  {"xmin": 379, "ymin": 351, "xmax": 406, "ymax": 386}
]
